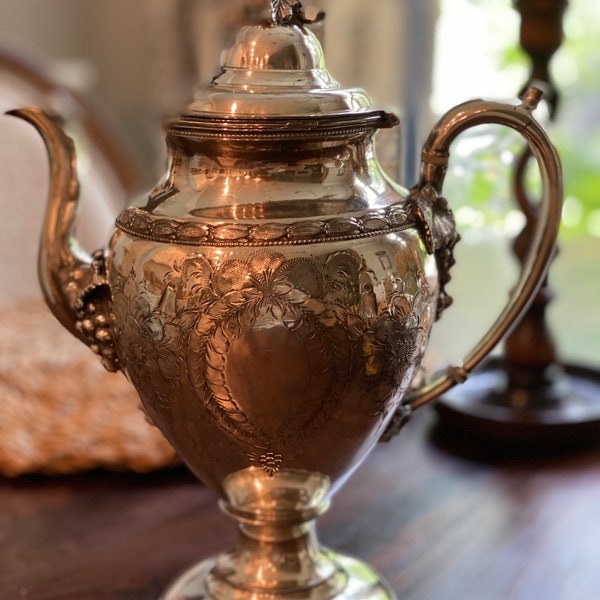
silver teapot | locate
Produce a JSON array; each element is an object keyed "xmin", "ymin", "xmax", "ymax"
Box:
[{"xmin": 11, "ymin": 2, "xmax": 562, "ymax": 598}]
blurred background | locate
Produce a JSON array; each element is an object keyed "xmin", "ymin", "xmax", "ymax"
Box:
[{"xmin": 0, "ymin": 0, "xmax": 598, "ymax": 380}]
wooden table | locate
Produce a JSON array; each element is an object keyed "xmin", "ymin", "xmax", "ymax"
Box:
[{"xmin": 2, "ymin": 406, "xmax": 599, "ymax": 600}]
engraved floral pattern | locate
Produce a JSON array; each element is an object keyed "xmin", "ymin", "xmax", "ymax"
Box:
[
  {"xmin": 112, "ymin": 270, "xmax": 185, "ymax": 413},
  {"xmin": 182, "ymin": 251, "xmax": 356, "ymax": 461},
  {"xmin": 111, "ymin": 246, "xmax": 432, "ymax": 477}
]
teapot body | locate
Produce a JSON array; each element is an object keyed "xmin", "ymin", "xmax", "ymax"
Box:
[{"xmin": 109, "ymin": 132, "xmax": 439, "ymax": 492}]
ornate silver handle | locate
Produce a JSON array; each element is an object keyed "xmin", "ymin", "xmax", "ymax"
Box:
[{"xmin": 405, "ymin": 87, "xmax": 563, "ymax": 411}]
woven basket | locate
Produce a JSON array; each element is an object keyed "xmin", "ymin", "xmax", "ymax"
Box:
[{"xmin": 0, "ymin": 298, "xmax": 178, "ymax": 476}]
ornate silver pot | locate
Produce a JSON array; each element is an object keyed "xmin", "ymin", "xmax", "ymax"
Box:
[{"xmin": 10, "ymin": 2, "xmax": 562, "ymax": 598}]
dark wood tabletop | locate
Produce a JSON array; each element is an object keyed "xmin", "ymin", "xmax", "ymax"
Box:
[{"xmin": 1, "ymin": 406, "xmax": 599, "ymax": 600}]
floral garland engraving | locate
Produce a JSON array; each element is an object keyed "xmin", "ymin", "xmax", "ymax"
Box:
[{"xmin": 112, "ymin": 249, "xmax": 430, "ymax": 476}]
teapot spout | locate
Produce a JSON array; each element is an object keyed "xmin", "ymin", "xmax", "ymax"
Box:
[{"xmin": 8, "ymin": 107, "xmax": 120, "ymax": 372}]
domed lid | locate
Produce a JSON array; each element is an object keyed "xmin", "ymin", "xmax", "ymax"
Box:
[{"xmin": 169, "ymin": 0, "xmax": 398, "ymax": 141}]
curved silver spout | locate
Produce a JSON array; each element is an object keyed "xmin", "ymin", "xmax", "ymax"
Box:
[{"xmin": 7, "ymin": 107, "xmax": 120, "ymax": 372}]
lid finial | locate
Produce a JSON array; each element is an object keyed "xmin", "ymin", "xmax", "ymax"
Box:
[
  {"xmin": 270, "ymin": 0, "xmax": 325, "ymax": 27},
  {"xmin": 271, "ymin": 0, "xmax": 296, "ymax": 25}
]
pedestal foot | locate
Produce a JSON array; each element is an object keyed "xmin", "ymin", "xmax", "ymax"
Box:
[
  {"xmin": 160, "ymin": 467, "xmax": 395, "ymax": 600},
  {"xmin": 160, "ymin": 553, "xmax": 395, "ymax": 600}
]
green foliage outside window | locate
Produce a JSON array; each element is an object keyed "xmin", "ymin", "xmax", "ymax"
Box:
[{"xmin": 437, "ymin": 0, "xmax": 600, "ymax": 240}]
